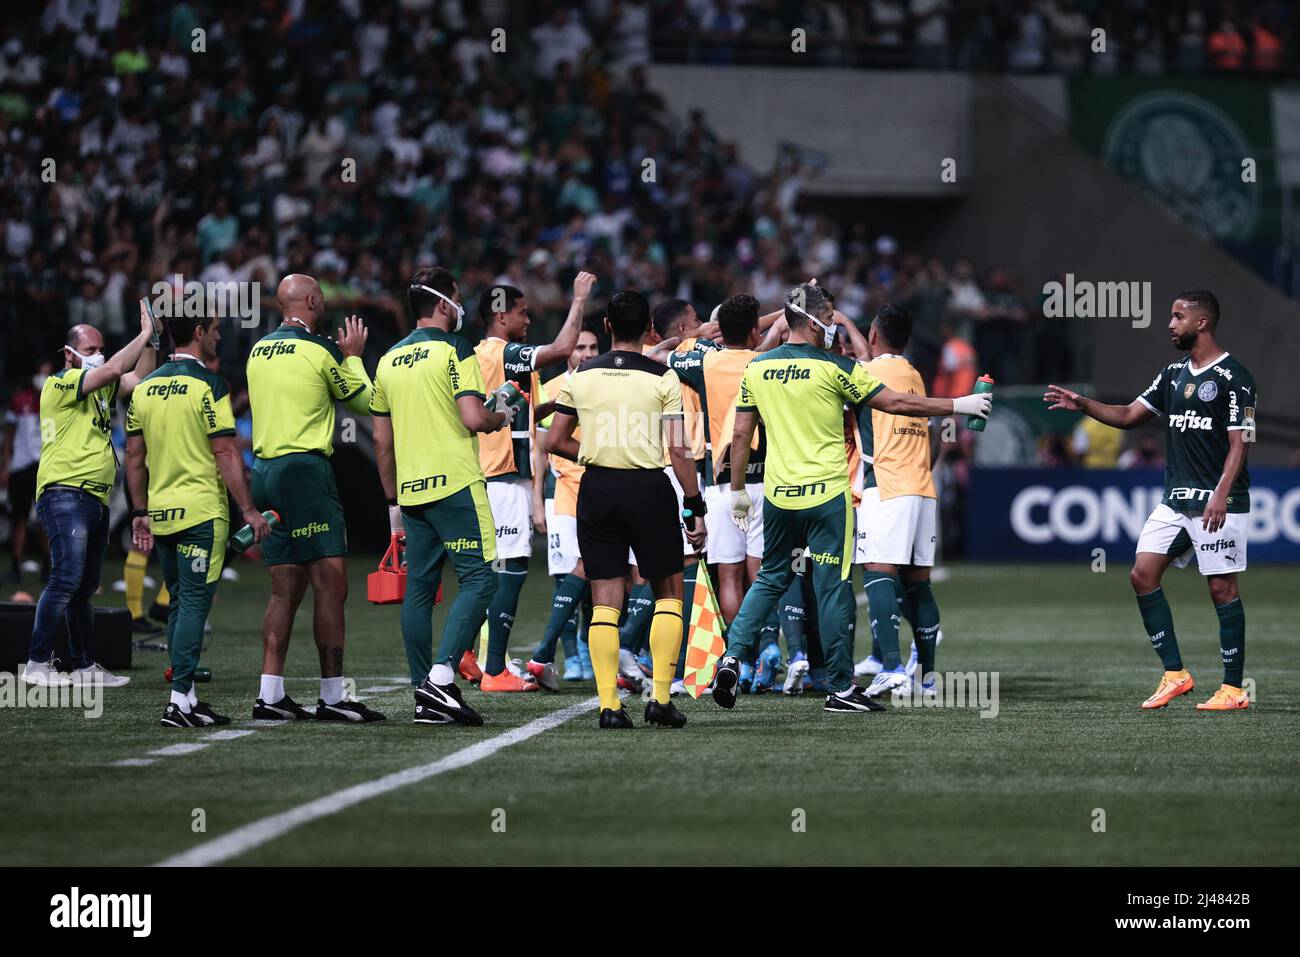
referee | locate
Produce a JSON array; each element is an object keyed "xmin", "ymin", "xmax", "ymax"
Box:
[{"xmin": 544, "ymin": 291, "xmax": 707, "ymax": 729}]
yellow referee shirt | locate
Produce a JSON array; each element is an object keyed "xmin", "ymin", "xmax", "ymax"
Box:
[{"xmin": 554, "ymin": 350, "xmax": 683, "ymax": 471}]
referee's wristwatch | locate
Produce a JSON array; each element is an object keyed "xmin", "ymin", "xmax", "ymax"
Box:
[{"xmin": 682, "ymin": 492, "xmax": 707, "ymax": 518}]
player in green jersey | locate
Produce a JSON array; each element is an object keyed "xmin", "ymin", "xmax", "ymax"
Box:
[
  {"xmin": 125, "ymin": 315, "xmax": 271, "ymax": 727},
  {"xmin": 21, "ymin": 304, "xmax": 159, "ymax": 690},
  {"xmin": 371, "ymin": 267, "xmax": 510, "ymax": 727},
  {"xmin": 714, "ymin": 282, "xmax": 992, "ymax": 714},
  {"xmin": 1045, "ymin": 290, "xmax": 1256, "ymax": 712}
]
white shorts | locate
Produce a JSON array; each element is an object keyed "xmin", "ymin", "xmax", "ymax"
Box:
[
  {"xmin": 854, "ymin": 489, "xmax": 937, "ymax": 566},
  {"xmin": 486, "ymin": 478, "xmax": 533, "ymax": 560},
  {"xmin": 544, "ymin": 500, "xmax": 579, "ymax": 576},
  {"xmin": 1136, "ymin": 503, "xmax": 1248, "ymax": 575},
  {"xmin": 704, "ymin": 483, "xmax": 764, "ymax": 564}
]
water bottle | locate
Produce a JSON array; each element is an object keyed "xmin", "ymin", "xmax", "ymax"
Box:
[
  {"xmin": 485, "ymin": 381, "xmax": 527, "ymax": 415},
  {"xmin": 967, "ymin": 374, "xmax": 995, "ymax": 432},
  {"xmin": 230, "ymin": 510, "xmax": 280, "ymax": 553}
]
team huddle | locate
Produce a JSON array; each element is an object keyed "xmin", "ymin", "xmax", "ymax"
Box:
[{"xmin": 18, "ymin": 270, "xmax": 1254, "ymax": 727}]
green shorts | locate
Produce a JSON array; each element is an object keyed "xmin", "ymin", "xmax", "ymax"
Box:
[
  {"xmin": 400, "ymin": 481, "xmax": 498, "ymax": 581},
  {"xmin": 252, "ymin": 452, "xmax": 348, "ymax": 566}
]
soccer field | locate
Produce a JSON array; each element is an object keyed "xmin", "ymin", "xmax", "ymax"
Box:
[{"xmin": 3, "ymin": 557, "xmax": 1297, "ymax": 867}]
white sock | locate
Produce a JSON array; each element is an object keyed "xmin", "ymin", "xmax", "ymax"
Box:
[
  {"xmin": 430, "ymin": 663, "xmax": 455, "ymax": 686},
  {"xmin": 187, "ymin": 686, "xmax": 199, "ymax": 707},
  {"xmin": 260, "ymin": 673, "xmax": 284, "ymax": 703},
  {"xmin": 170, "ymin": 690, "xmax": 192, "ymax": 712},
  {"xmin": 321, "ymin": 676, "xmax": 345, "ymax": 705},
  {"xmin": 836, "ymin": 687, "xmax": 857, "ymax": 699}
]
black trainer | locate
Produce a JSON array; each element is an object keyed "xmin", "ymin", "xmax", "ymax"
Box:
[
  {"xmin": 160, "ymin": 703, "xmax": 202, "ymax": 728},
  {"xmin": 644, "ymin": 699, "xmax": 687, "ymax": 728},
  {"xmin": 413, "ymin": 703, "xmax": 454, "ymax": 725},
  {"xmin": 190, "ymin": 700, "xmax": 232, "ymax": 725},
  {"xmin": 414, "ymin": 678, "xmax": 483, "ymax": 726},
  {"xmin": 712, "ymin": 656, "xmax": 740, "ymax": 709},
  {"xmin": 253, "ymin": 694, "xmax": 315, "ymax": 720},
  {"xmin": 148, "ymin": 601, "xmax": 170, "ymax": 625},
  {"xmin": 132, "ymin": 616, "xmax": 162, "ymax": 636},
  {"xmin": 316, "ymin": 698, "xmax": 387, "ymax": 722},
  {"xmin": 599, "ymin": 707, "xmax": 634, "ymax": 729},
  {"xmin": 823, "ymin": 687, "xmax": 887, "ymax": 713}
]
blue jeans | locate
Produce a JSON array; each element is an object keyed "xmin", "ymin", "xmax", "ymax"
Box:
[{"xmin": 29, "ymin": 488, "xmax": 109, "ymax": 668}]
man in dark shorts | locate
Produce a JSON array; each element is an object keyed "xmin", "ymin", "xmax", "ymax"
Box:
[
  {"xmin": 544, "ymin": 291, "xmax": 708, "ymax": 729},
  {"xmin": 244, "ymin": 274, "xmax": 382, "ymax": 722}
]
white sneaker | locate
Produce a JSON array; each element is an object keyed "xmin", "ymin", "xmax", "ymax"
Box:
[
  {"xmin": 221, "ymin": 567, "xmax": 239, "ymax": 582},
  {"xmin": 19, "ymin": 559, "xmax": 40, "ymax": 574},
  {"xmin": 68, "ymin": 663, "xmax": 131, "ymax": 688},
  {"xmin": 905, "ymin": 643, "xmax": 919, "ymax": 678},
  {"xmin": 20, "ymin": 659, "xmax": 71, "ymax": 687},
  {"xmin": 144, "ymin": 575, "xmax": 157, "ymax": 589},
  {"xmin": 111, "ymin": 579, "xmax": 127, "ymax": 593},
  {"xmin": 853, "ymin": 655, "xmax": 883, "ymax": 678},
  {"xmin": 669, "ymin": 679, "xmax": 686, "ymax": 696},
  {"xmin": 783, "ymin": 658, "xmax": 810, "ymax": 696},
  {"xmin": 619, "ymin": 648, "xmax": 647, "ymax": 681},
  {"xmin": 864, "ymin": 666, "xmax": 910, "ymax": 698}
]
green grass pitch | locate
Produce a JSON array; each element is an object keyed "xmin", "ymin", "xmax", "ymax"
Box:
[{"xmin": 2, "ymin": 556, "xmax": 1297, "ymax": 866}]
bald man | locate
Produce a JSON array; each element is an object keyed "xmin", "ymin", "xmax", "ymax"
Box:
[
  {"xmin": 244, "ymin": 275, "xmax": 384, "ymax": 722},
  {"xmin": 22, "ymin": 305, "xmax": 158, "ymax": 689}
]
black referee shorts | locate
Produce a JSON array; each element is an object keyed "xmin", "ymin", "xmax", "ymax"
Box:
[{"xmin": 577, "ymin": 465, "xmax": 683, "ymax": 581}]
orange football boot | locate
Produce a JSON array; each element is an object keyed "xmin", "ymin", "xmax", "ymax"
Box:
[
  {"xmin": 457, "ymin": 650, "xmax": 483, "ymax": 685},
  {"xmin": 479, "ymin": 669, "xmax": 540, "ymax": 692},
  {"xmin": 1140, "ymin": 669, "xmax": 1194, "ymax": 709},
  {"xmin": 1196, "ymin": 684, "xmax": 1250, "ymax": 711}
]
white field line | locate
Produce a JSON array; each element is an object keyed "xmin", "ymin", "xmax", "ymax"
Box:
[
  {"xmin": 155, "ymin": 696, "xmax": 601, "ymax": 867},
  {"xmin": 149, "ymin": 742, "xmax": 209, "ymax": 756}
]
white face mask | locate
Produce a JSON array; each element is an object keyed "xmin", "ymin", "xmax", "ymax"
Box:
[
  {"xmin": 413, "ymin": 284, "xmax": 465, "ymax": 332},
  {"xmin": 789, "ymin": 300, "xmax": 837, "ymax": 349},
  {"xmin": 67, "ymin": 346, "xmax": 106, "ymax": 371}
]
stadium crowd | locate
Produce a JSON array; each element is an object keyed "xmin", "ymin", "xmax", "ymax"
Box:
[
  {"xmin": 657, "ymin": 0, "xmax": 1299, "ymax": 74},
  {"xmin": 1, "ymin": 2, "xmax": 1094, "ymax": 392}
]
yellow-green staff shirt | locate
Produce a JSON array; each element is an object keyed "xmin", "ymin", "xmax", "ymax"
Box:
[
  {"xmin": 370, "ymin": 327, "xmax": 489, "ymax": 507},
  {"xmin": 246, "ymin": 324, "xmax": 372, "ymax": 458},
  {"xmin": 35, "ymin": 367, "xmax": 118, "ymax": 504},
  {"xmin": 125, "ymin": 358, "xmax": 236, "ymax": 536},
  {"xmin": 737, "ymin": 343, "xmax": 884, "ymax": 509}
]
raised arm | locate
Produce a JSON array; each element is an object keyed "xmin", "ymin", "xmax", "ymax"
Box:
[
  {"xmin": 533, "ymin": 272, "xmax": 596, "ymax": 368},
  {"xmin": 120, "ymin": 303, "xmax": 159, "ymax": 397},
  {"xmin": 333, "ymin": 315, "xmax": 375, "ymax": 415},
  {"xmin": 869, "ymin": 385, "xmax": 991, "ymax": 421},
  {"xmin": 82, "ymin": 303, "xmax": 157, "ymax": 394},
  {"xmin": 1043, "ymin": 384, "xmax": 1155, "ymax": 431}
]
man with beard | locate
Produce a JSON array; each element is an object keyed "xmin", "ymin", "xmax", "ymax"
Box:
[{"xmin": 1045, "ymin": 290, "xmax": 1256, "ymax": 712}]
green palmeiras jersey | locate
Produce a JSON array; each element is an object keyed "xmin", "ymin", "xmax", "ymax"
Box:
[{"xmin": 1135, "ymin": 351, "xmax": 1255, "ymax": 514}]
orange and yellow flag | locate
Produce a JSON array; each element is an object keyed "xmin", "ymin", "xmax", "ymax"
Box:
[{"xmin": 681, "ymin": 563, "xmax": 726, "ymax": 699}]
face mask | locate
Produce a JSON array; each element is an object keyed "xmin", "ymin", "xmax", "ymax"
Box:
[
  {"xmin": 67, "ymin": 346, "xmax": 106, "ymax": 371},
  {"xmin": 413, "ymin": 284, "xmax": 465, "ymax": 332},
  {"xmin": 789, "ymin": 300, "xmax": 836, "ymax": 349}
]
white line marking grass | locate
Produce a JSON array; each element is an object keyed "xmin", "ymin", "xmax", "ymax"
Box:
[
  {"xmin": 149, "ymin": 743, "xmax": 209, "ymax": 756},
  {"xmin": 111, "ymin": 758, "xmax": 157, "ymax": 767},
  {"xmin": 204, "ymin": 729, "xmax": 256, "ymax": 741},
  {"xmin": 156, "ymin": 697, "xmax": 601, "ymax": 867}
]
